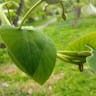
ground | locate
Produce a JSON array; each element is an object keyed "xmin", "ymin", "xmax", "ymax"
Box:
[{"xmin": 0, "ymin": 15, "xmax": 96, "ymax": 96}]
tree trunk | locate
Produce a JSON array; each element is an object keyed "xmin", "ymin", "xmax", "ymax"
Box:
[
  {"xmin": 13, "ymin": 0, "xmax": 24, "ymax": 26},
  {"xmin": 72, "ymin": 0, "xmax": 81, "ymax": 28}
]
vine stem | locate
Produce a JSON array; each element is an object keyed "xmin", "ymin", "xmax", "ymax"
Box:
[{"xmin": 18, "ymin": 0, "xmax": 43, "ymax": 29}]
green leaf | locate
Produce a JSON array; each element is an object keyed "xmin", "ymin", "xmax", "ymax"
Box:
[
  {"xmin": 86, "ymin": 45, "xmax": 96, "ymax": 71},
  {"xmin": 66, "ymin": 32, "xmax": 96, "ymax": 71},
  {"xmin": 0, "ymin": 25, "xmax": 56, "ymax": 85},
  {"xmin": 66, "ymin": 32, "xmax": 96, "ymax": 51}
]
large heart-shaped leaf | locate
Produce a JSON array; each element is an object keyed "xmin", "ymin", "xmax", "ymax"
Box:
[
  {"xmin": 0, "ymin": 25, "xmax": 56, "ymax": 85},
  {"xmin": 66, "ymin": 32, "xmax": 96, "ymax": 51}
]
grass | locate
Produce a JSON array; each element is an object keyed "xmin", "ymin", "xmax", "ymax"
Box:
[
  {"xmin": 44, "ymin": 15, "xmax": 96, "ymax": 50},
  {"xmin": 0, "ymin": 15, "xmax": 96, "ymax": 96}
]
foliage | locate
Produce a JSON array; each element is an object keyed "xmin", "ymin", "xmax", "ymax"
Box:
[
  {"xmin": 0, "ymin": 16, "xmax": 96, "ymax": 96},
  {"xmin": 0, "ymin": 25, "xmax": 56, "ymax": 85},
  {"xmin": 66, "ymin": 32, "xmax": 96, "ymax": 51},
  {"xmin": 0, "ymin": 48, "xmax": 9, "ymax": 63},
  {"xmin": 0, "ymin": 0, "xmax": 96, "ymax": 86}
]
